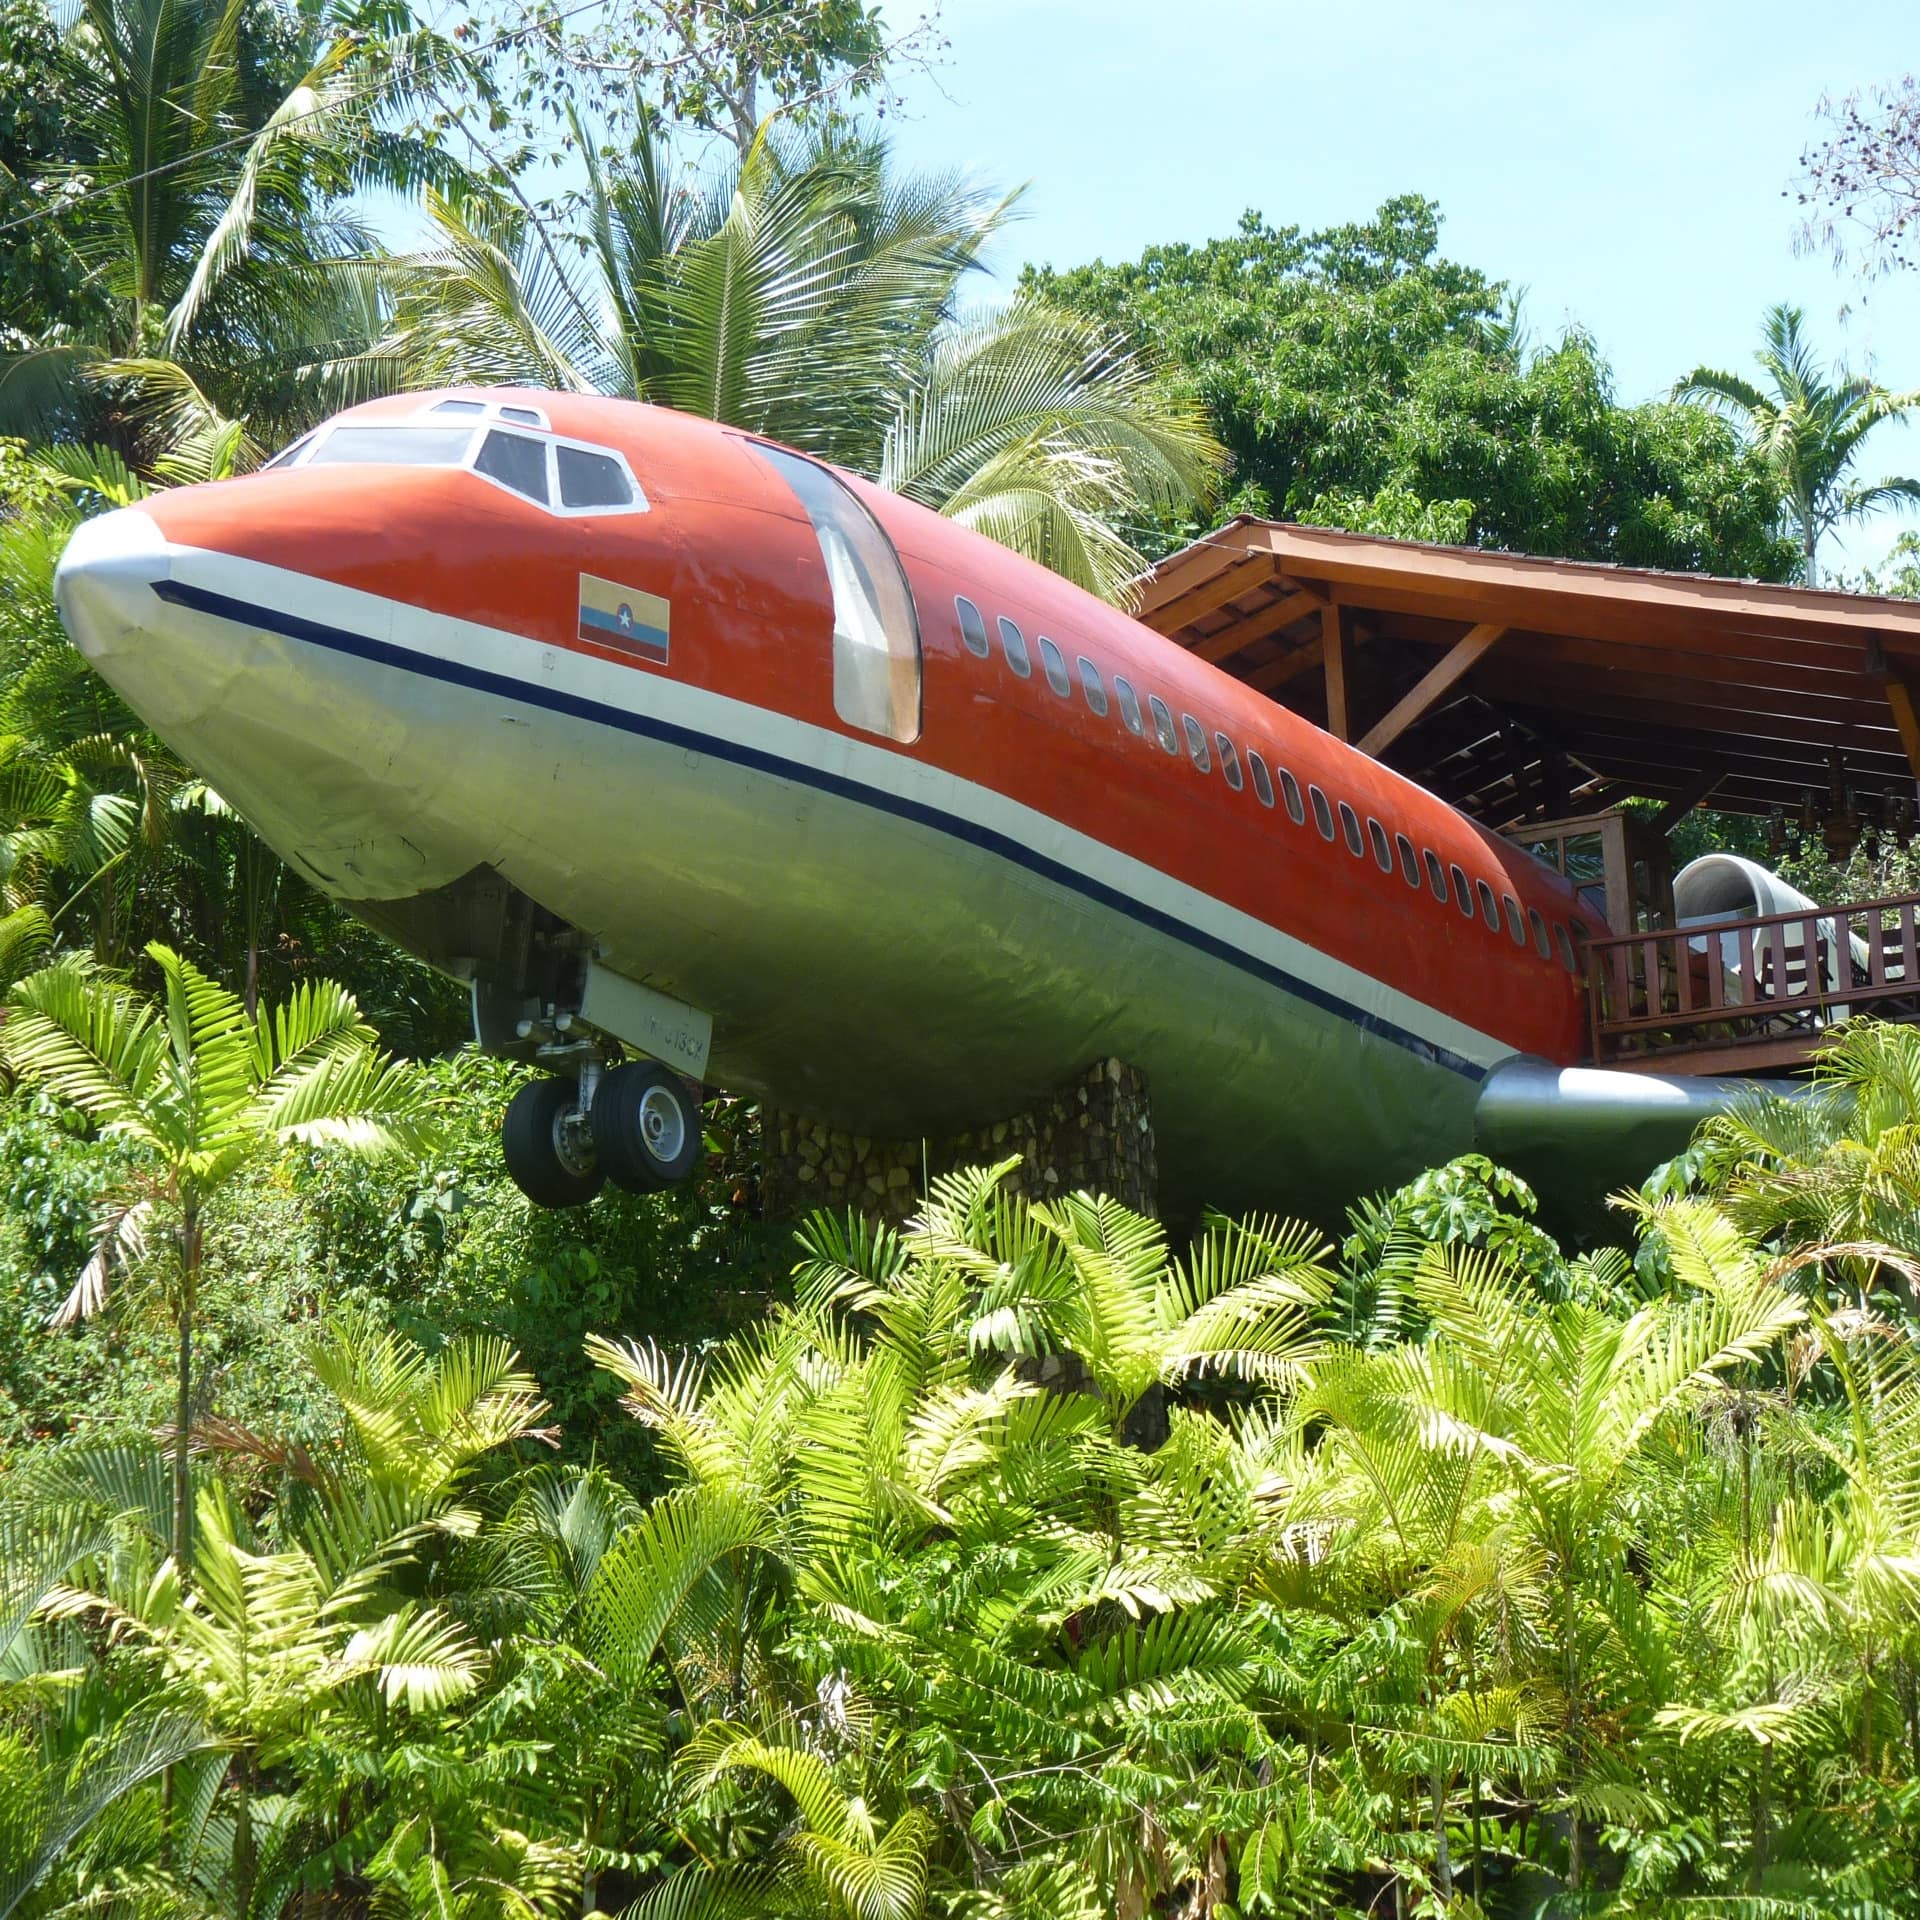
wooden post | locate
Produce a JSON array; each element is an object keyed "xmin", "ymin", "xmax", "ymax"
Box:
[{"xmin": 1323, "ymin": 603, "xmax": 1350, "ymax": 742}]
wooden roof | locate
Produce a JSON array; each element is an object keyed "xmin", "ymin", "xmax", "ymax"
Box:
[{"xmin": 1139, "ymin": 519, "xmax": 1920, "ymax": 829}]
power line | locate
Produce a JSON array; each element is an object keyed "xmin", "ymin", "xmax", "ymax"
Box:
[{"xmin": 0, "ymin": 0, "xmax": 610, "ymax": 244}]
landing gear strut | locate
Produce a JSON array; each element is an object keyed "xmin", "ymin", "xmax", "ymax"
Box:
[{"xmin": 500, "ymin": 1058, "xmax": 704, "ymax": 1208}]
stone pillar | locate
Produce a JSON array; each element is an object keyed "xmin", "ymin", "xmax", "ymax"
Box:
[{"xmin": 761, "ymin": 1057, "xmax": 1157, "ymax": 1225}]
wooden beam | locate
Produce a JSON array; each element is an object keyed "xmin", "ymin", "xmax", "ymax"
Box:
[
  {"xmin": 1263, "ymin": 519, "xmax": 1920, "ymax": 652},
  {"xmin": 1886, "ymin": 678, "xmax": 1920, "ymax": 782},
  {"xmin": 1244, "ymin": 636, "xmax": 1324, "ymax": 695},
  {"xmin": 1188, "ymin": 586, "xmax": 1325, "ymax": 663},
  {"xmin": 1323, "ymin": 603, "xmax": 1350, "ymax": 742},
  {"xmin": 1651, "ymin": 766, "xmax": 1727, "ymax": 834},
  {"xmin": 1139, "ymin": 553, "xmax": 1275, "ymax": 634},
  {"xmin": 1356, "ymin": 623, "xmax": 1505, "ymax": 758}
]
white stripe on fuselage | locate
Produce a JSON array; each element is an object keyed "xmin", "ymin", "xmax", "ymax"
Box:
[{"xmin": 164, "ymin": 540, "xmax": 1516, "ymax": 1075}]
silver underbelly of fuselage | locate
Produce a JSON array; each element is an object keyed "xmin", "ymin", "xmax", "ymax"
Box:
[{"xmin": 61, "ymin": 528, "xmax": 1514, "ymax": 1218}]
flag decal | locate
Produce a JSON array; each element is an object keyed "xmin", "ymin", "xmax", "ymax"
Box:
[{"xmin": 578, "ymin": 574, "xmax": 670, "ymax": 665}]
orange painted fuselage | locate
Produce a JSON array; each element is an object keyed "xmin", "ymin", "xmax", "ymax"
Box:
[{"xmin": 57, "ymin": 390, "xmax": 1609, "ymax": 1215}]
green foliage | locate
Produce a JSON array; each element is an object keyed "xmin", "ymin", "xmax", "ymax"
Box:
[
  {"xmin": 2, "ymin": 941, "xmax": 441, "ymax": 1567},
  {"xmin": 0, "ymin": 0, "xmax": 482, "ymax": 461},
  {"xmin": 1027, "ymin": 197, "xmax": 1798, "ymax": 577},
  {"xmin": 0, "ymin": 0, "xmax": 107, "ymax": 339},
  {"xmin": 297, "ymin": 1055, "xmax": 787, "ymax": 1478},
  {"xmin": 0, "ymin": 1051, "xmax": 783, "ymax": 1482},
  {"xmin": 9, "ymin": 1100, "xmax": 1920, "ymax": 1915}
]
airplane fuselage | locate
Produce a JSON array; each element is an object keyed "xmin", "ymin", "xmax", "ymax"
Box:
[{"xmin": 56, "ymin": 390, "xmax": 1610, "ymax": 1216}]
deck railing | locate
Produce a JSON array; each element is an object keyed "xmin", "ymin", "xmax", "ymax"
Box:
[{"xmin": 1586, "ymin": 890, "xmax": 1920, "ymax": 1064}]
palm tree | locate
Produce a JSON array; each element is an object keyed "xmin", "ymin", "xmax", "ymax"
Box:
[
  {"xmin": 1674, "ymin": 304, "xmax": 1920, "ymax": 586},
  {"xmin": 10, "ymin": 1321, "xmax": 559, "ymax": 1920},
  {"xmin": 1, "ymin": 0, "xmax": 464, "ymax": 469},
  {"xmin": 0, "ymin": 944, "xmax": 438, "ymax": 1575},
  {"xmin": 371, "ymin": 125, "xmax": 1221, "ymax": 602}
]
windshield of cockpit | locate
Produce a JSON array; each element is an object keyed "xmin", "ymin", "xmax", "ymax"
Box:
[{"xmin": 263, "ymin": 400, "xmax": 647, "ymax": 516}]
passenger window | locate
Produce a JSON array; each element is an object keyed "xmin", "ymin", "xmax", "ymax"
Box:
[
  {"xmin": 1555, "ymin": 923, "xmax": 1578, "ymax": 972},
  {"xmin": 1077, "ymin": 657, "xmax": 1109, "ymax": 716},
  {"xmin": 1338, "ymin": 801, "xmax": 1364, "ymax": 857},
  {"xmin": 1280, "ymin": 770, "xmax": 1306, "ymax": 824},
  {"xmin": 956, "ymin": 597, "xmax": 990, "ymax": 658},
  {"xmin": 557, "ymin": 446, "xmax": 633, "ymax": 508},
  {"xmin": 1396, "ymin": 833, "xmax": 1420, "ymax": 886},
  {"xmin": 1248, "ymin": 751, "xmax": 1275, "ymax": 808},
  {"xmin": 1310, "ymin": 785, "xmax": 1336, "ymax": 840},
  {"xmin": 1450, "ymin": 865, "xmax": 1474, "ymax": 916},
  {"xmin": 1368, "ymin": 818, "xmax": 1392, "ymax": 871},
  {"xmin": 750, "ymin": 442, "xmax": 922, "ymax": 742},
  {"xmin": 1039, "ymin": 636, "xmax": 1072, "ymax": 697},
  {"xmin": 998, "ymin": 616, "xmax": 1031, "ymax": 678},
  {"xmin": 1476, "ymin": 879, "xmax": 1500, "ymax": 930},
  {"xmin": 1114, "ymin": 676, "xmax": 1144, "ymax": 735},
  {"xmin": 1424, "ymin": 849, "xmax": 1447, "ymax": 900},
  {"xmin": 1217, "ymin": 734, "xmax": 1243, "ymax": 790},
  {"xmin": 1529, "ymin": 906, "xmax": 1550, "ymax": 957},
  {"xmin": 1149, "ymin": 696, "xmax": 1179, "ymax": 753},
  {"xmin": 1503, "ymin": 894, "xmax": 1526, "ymax": 945},
  {"xmin": 474, "ymin": 429, "xmax": 549, "ymax": 503},
  {"xmin": 1182, "ymin": 715, "xmax": 1212, "ymax": 771}
]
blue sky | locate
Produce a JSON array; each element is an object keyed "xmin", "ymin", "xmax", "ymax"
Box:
[{"xmin": 873, "ymin": 0, "xmax": 1920, "ymax": 572}]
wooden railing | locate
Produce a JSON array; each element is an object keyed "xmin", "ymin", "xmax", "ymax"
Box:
[{"xmin": 1586, "ymin": 891, "xmax": 1920, "ymax": 1065}]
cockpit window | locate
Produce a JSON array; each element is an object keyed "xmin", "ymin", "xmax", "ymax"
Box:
[
  {"xmin": 748, "ymin": 441, "xmax": 922, "ymax": 743},
  {"xmin": 557, "ymin": 446, "xmax": 632, "ymax": 509},
  {"xmin": 293, "ymin": 411, "xmax": 648, "ymax": 515},
  {"xmin": 475, "ymin": 429, "xmax": 549, "ymax": 503},
  {"xmin": 307, "ymin": 425, "xmax": 475, "ymax": 468},
  {"xmin": 262, "ymin": 432, "xmax": 314, "ymax": 470}
]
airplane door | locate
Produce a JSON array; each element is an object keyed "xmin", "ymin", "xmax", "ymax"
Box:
[{"xmin": 747, "ymin": 443, "xmax": 923, "ymax": 744}]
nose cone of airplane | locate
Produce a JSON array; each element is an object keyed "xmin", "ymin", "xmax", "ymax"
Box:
[{"xmin": 54, "ymin": 505, "xmax": 171, "ymax": 671}]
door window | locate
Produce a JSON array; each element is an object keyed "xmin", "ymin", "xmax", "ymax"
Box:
[{"xmin": 751, "ymin": 443, "xmax": 922, "ymax": 742}]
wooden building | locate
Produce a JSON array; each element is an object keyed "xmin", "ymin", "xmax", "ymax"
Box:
[
  {"xmin": 1141, "ymin": 518, "xmax": 1920, "ymax": 832},
  {"xmin": 1142, "ymin": 521, "xmax": 1920, "ymax": 1072}
]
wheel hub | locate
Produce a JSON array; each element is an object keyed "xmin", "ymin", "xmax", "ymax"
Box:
[
  {"xmin": 638, "ymin": 1083, "xmax": 688, "ymax": 1162},
  {"xmin": 551, "ymin": 1102, "xmax": 598, "ymax": 1178}
]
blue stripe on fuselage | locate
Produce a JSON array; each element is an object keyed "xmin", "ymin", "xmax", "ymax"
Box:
[{"xmin": 150, "ymin": 576, "xmax": 1489, "ymax": 1083}]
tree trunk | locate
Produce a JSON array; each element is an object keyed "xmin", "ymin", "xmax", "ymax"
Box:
[
  {"xmin": 1431, "ymin": 1769, "xmax": 1454, "ymax": 1904},
  {"xmin": 234, "ymin": 1764, "xmax": 254, "ymax": 1920},
  {"xmin": 173, "ymin": 1204, "xmax": 200, "ymax": 1579}
]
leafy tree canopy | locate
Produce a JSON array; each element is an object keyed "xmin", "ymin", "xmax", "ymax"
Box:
[{"xmin": 1026, "ymin": 195, "xmax": 1800, "ymax": 578}]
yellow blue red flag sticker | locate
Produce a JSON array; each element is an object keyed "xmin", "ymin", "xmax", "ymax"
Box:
[{"xmin": 578, "ymin": 574, "xmax": 670, "ymax": 665}]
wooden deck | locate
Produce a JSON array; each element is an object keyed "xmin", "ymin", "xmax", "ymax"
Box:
[{"xmin": 1585, "ymin": 891, "xmax": 1920, "ymax": 1071}]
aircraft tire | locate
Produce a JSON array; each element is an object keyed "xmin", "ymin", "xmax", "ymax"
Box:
[
  {"xmin": 591, "ymin": 1061, "xmax": 703, "ymax": 1192},
  {"xmin": 503, "ymin": 1076, "xmax": 605, "ymax": 1208}
]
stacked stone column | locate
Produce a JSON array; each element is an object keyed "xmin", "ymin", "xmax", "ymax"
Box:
[{"xmin": 762, "ymin": 1057, "xmax": 1157, "ymax": 1224}]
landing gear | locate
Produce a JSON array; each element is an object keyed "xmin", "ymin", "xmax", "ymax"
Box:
[
  {"xmin": 502, "ymin": 1075, "xmax": 604, "ymax": 1208},
  {"xmin": 591, "ymin": 1060, "xmax": 703, "ymax": 1192},
  {"xmin": 501, "ymin": 1059, "xmax": 704, "ymax": 1207}
]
